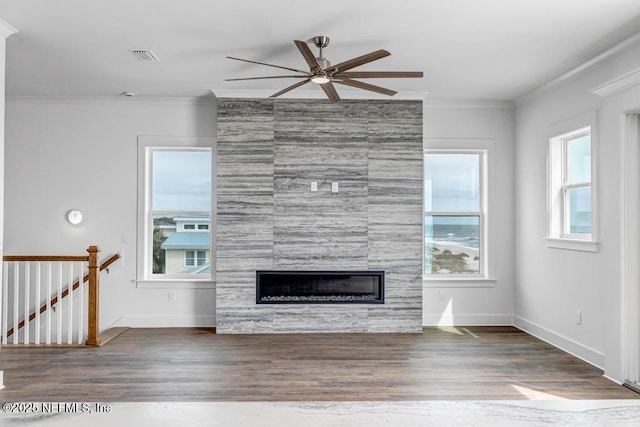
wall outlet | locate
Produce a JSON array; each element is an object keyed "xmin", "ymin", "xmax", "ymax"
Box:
[
  {"xmin": 439, "ymin": 290, "xmax": 446, "ymax": 301},
  {"xmin": 576, "ymin": 310, "xmax": 582, "ymax": 325},
  {"xmin": 168, "ymin": 291, "xmax": 175, "ymax": 303},
  {"xmin": 311, "ymin": 181, "xmax": 318, "ymax": 192},
  {"xmin": 331, "ymin": 182, "xmax": 339, "ymax": 193}
]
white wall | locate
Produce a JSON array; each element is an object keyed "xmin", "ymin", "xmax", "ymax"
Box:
[
  {"xmin": 422, "ymin": 102, "xmax": 516, "ymax": 326},
  {"xmin": 4, "ymin": 97, "xmax": 217, "ymax": 329},
  {"xmin": 515, "ymin": 38, "xmax": 640, "ymax": 378},
  {"xmin": 4, "ymin": 96, "xmax": 518, "ymax": 331}
]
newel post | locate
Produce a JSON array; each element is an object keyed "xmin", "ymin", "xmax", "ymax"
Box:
[{"xmin": 86, "ymin": 245, "xmax": 101, "ymax": 346}]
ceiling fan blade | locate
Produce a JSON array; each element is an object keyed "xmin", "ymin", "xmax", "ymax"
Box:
[
  {"xmin": 325, "ymin": 50, "xmax": 391, "ymax": 74},
  {"xmin": 320, "ymin": 81, "xmax": 340, "ymax": 103},
  {"xmin": 227, "ymin": 56, "xmax": 310, "ymax": 75},
  {"xmin": 269, "ymin": 79, "xmax": 311, "ymax": 98},
  {"xmin": 294, "ymin": 40, "xmax": 322, "ymax": 73},
  {"xmin": 336, "ymin": 71, "xmax": 423, "ymax": 79},
  {"xmin": 225, "ymin": 75, "xmax": 310, "ymax": 81},
  {"xmin": 334, "ymin": 78, "xmax": 397, "ymax": 96}
]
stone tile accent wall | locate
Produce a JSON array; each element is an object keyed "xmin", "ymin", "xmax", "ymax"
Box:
[{"xmin": 216, "ymin": 98, "xmax": 422, "ymax": 333}]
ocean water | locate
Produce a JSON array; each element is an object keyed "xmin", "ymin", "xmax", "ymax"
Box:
[{"xmin": 425, "ymin": 224, "xmax": 480, "ymax": 250}]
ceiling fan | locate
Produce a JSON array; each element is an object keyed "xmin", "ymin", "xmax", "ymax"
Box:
[{"xmin": 226, "ymin": 36, "xmax": 423, "ymax": 103}]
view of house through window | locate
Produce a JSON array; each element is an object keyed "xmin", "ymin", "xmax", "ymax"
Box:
[
  {"xmin": 424, "ymin": 152, "xmax": 484, "ymax": 276},
  {"xmin": 149, "ymin": 149, "xmax": 212, "ymax": 277}
]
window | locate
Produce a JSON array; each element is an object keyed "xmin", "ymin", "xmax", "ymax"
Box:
[
  {"xmin": 548, "ymin": 112, "xmax": 597, "ymax": 251},
  {"xmin": 424, "ymin": 151, "xmax": 486, "ymax": 278},
  {"xmin": 185, "ymin": 250, "xmax": 207, "ymax": 267},
  {"xmin": 137, "ymin": 136, "xmax": 215, "ymax": 284}
]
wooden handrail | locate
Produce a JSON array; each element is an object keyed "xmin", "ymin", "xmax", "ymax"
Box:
[
  {"xmin": 3, "ymin": 255, "xmax": 90, "ymax": 262},
  {"xmin": 3, "ymin": 250, "xmax": 121, "ymax": 341}
]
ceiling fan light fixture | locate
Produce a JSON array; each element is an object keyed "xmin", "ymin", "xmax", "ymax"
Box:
[{"xmin": 310, "ymin": 74, "xmax": 331, "ymax": 85}]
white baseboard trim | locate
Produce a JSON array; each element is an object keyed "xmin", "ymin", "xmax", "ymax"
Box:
[
  {"xmin": 109, "ymin": 315, "xmax": 216, "ymax": 328},
  {"xmin": 513, "ymin": 316, "xmax": 605, "ymax": 370},
  {"xmin": 423, "ymin": 314, "xmax": 514, "ymax": 326},
  {"xmin": 605, "ymin": 374, "xmax": 624, "ymax": 386}
]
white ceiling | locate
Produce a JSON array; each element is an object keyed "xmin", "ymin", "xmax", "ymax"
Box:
[{"xmin": 1, "ymin": 0, "xmax": 640, "ymax": 101}]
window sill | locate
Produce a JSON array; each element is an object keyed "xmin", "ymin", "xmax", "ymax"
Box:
[
  {"xmin": 423, "ymin": 278, "xmax": 496, "ymax": 288},
  {"xmin": 546, "ymin": 238, "xmax": 599, "ymax": 252},
  {"xmin": 134, "ymin": 280, "xmax": 216, "ymax": 289}
]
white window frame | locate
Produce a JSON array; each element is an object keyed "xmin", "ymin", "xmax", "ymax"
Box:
[
  {"xmin": 136, "ymin": 136, "xmax": 216, "ymax": 288},
  {"xmin": 423, "ymin": 139, "xmax": 495, "ymax": 285},
  {"xmin": 547, "ymin": 111, "xmax": 598, "ymax": 252}
]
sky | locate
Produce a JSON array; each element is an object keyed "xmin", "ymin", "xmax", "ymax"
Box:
[{"xmin": 152, "ymin": 150, "xmax": 212, "ymax": 212}]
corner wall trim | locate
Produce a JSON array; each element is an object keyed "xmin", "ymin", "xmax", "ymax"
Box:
[{"xmin": 514, "ymin": 316, "xmax": 605, "ymax": 371}]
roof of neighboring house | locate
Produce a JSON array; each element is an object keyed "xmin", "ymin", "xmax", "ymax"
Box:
[
  {"xmin": 160, "ymin": 232, "xmax": 210, "ymax": 250},
  {"xmin": 177, "ymin": 264, "xmax": 211, "ymax": 275}
]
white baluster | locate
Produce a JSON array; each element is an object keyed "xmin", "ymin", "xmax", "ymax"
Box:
[
  {"xmin": 77, "ymin": 262, "xmax": 84, "ymax": 344},
  {"xmin": 57, "ymin": 262, "xmax": 62, "ymax": 345},
  {"xmin": 46, "ymin": 262, "xmax": 51, "ymax": 345},
  {"xmin": 24, "ymin": 262, "xmax": 30, "ymax": 344},
  {"xmin": 35, "ymin": 263, "xmax": 41, "ymax": 345},
  {"xmin": 67, "ymin": 263, "xmax": 73, "ymax": 344},
  {"xmin": 13, "ymin": 262, "xmax": 19, "ymax": 345}
]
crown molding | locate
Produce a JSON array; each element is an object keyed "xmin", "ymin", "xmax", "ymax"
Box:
[
  {"xmin": 423, "ymin": 99, "xmax": 513, "ymax": 109},
  {"xmin": 590, "ymin": 66, "xmax": 640, "ymax": 98},
  {"xmin": 211, "ymin": 88, "xmax": 429, "ymax": 101},
  {"xmin": 6, "ymin": 95, "xmax": 217, "ymax": 105},
  {"xmin": 0, "ymin": 18, "xmax": 18, "ymax": 39},
  {"xmin": 515, "ymin": 30, "xmax": 640, "ymax": 106}
]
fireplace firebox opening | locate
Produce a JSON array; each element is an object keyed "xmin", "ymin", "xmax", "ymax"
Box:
[{"xmin": 256, "ymin": 271, "xmax": 384, "ymax": 304}]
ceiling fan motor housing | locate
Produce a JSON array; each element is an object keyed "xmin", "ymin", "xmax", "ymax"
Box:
[{"xmin": 316, "ymin": 57, "xmax": 331, "ymax": 69}]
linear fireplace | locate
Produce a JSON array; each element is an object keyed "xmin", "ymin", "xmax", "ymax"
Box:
[{"xmin": 256, "ymin": 271, "xmax": 385, "ymax": 304}]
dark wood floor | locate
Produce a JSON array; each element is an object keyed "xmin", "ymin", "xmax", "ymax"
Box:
[{"xmin": 0, "ymin": 326, "xmax": 637, "ymax": 401}]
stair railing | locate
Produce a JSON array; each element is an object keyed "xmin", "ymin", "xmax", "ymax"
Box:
[{"xmin": 1, "ymin": 246, "xmax": 120, "ymax": 347}]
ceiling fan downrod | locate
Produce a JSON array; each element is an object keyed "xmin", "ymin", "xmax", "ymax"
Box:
[{"xmin": 312, "ymin": 35, "xmax": 331, "ymax": 69}]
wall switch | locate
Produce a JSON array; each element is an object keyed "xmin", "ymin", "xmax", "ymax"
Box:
[
  {"xmin": 331, "ymin": 182, "xmax": 339, "ymax": 193},
  {"xmin": 311, "ymin": 181, "xmax": 318, "ymax": 192},
  {"xmin": 576, "ymin": 310, "xmax": 582, "ymax": 325},
  {"xmin": 168, "ymin": 291, "xmax": 175, "ymax": 303},
  {"xmin": 439, "ymin": 290, "xmax": 446, "ymax": 301}
]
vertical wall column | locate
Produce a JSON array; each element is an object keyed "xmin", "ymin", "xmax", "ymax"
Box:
[
  {"xmin": 216, "ymin": 98, "xmax": 423, "ymax": 333},
  {"xmin": 0, "ymin": 18, "xmax": 17, "ymax": 388}
]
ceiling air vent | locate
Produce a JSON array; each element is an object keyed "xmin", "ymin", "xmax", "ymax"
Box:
[{"xmin": 130, "ymin": 49, "xmax": 159, "ymax": 62}]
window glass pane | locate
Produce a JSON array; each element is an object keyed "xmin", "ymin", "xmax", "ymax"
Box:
[
  {"xmin": 425, "ymin": 215, "xmax": 480, "ymax": 275},
  {"xmin": 185, "ymin": 251, "xmax": 195, "ymax": 266},
  {"xmin": 424, "ymin": 153, "xmax": 479, "ymax": 212},
  {"xmin": 566, "ymin": 134, "xmax": 590, "ymax": 185},
  {"xmin": 197, "ymin": 251, "xmax": 207, "ymax": 266},
  {"xmin": 567, "ymin": 186, "xmax": 591, "ymax": 234},
  {"xmin": 152, "ymin": 150, "xmax": 212, "ymax": 211}
]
